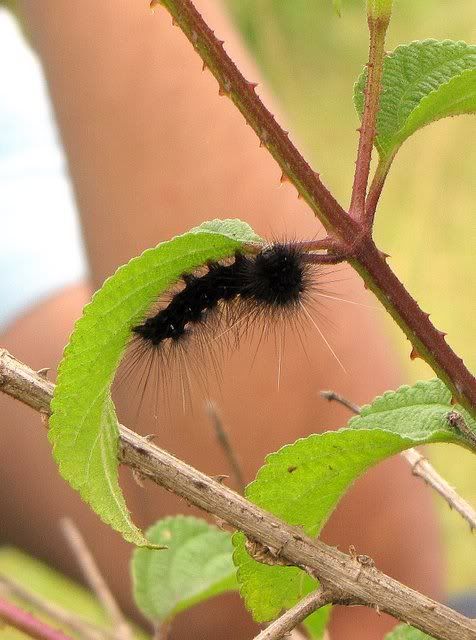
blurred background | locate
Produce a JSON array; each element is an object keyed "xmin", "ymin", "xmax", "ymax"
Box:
[{"xmin": 0, "ymin": 0, "xmax": 474, "ymax": 607}]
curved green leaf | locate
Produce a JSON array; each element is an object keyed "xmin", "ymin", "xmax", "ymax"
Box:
[
  {"xmin": 385, "ymin": 624, "xmax": 436, "ymax": 640},
  {"xmin": 233, "ymin": 379, "xmax": 468, "ymax": 622},
  {"xmin": 354, "ymin": 40, "xmax": 476, "ymax": 159},
  {"xmin": 132, "ymin": 516, "xmax": 237, "ymax": 624},
  {"xmin": 49, "ymin": 219, "xmax": 262, "ymax": 545}
]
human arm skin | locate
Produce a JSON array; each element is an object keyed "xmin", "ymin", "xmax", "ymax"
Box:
[{"xmin": 4, "ymin": 1, "xmax": 444, "ymax": 637}]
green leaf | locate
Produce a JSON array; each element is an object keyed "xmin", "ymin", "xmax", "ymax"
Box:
[
  {"xmin": 384, "ymin": 624, "xmax": 436, "ymax": 640},
  {"xmin": 0, "ymin": 547, "xmax": 147, "ymax": 640},
  {"xmin": 132, "ymin": 516, "xmax": 237, "ymax": 624},
  {"xmin": 49, "ymin": 219, "xmax": 262, "ymax": 545},
  {"xmin": 350, "ymin": 379, "xmax": 476, "ymax": 450},
  {"xmin": 354, "ymin": 40, "xmax": 476, "ymax": 159},
  {"xmin": 233, "ymin": 379, "xmax": 466, "ymax": 622}
]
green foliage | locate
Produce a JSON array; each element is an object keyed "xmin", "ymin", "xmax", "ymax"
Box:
[
  {"xmin": 350, "ymin": 379, "xmax": 476, "ymax": 449},
  {"xmin": 385, "ymin": 624, "xmax": 436, "ymax": 640},
  {"xmin": 132, "ymin": 516, "xmax": 237, "ymax": 625},
  {"xmin": 49, "ymin": 219, "xmax": 262, "ymax": 545},
  {"xmin": 354, "ymin": 40, "xmax": 476, "ymax": 159},
  {"xmin": 233, "ymin": 379, "xmax": 466, "ymax": 622},
  {"xmin": 0, "ymin": 547, "xmax": 146, "ymax": 640}
]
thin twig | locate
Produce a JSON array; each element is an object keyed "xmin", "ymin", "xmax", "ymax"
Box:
[
  {"xmin": 205, "ymin": 400, "xmax": 246, "ymax": 493},
  {"xmin": 320, "ymin": 390, "xmax": 361, "ymax": 414},
  {"xmin": 320, "ymin": 390, "xmax": 476, "ymax": 531},
  {"xmin": 0, "ymin": 596, "xmax": 74, "ymax": 640},
  {"xmin": 0, "ymin": 575, "xmax": 113, "ymax": 640},
  {"xmin": 252, "ymin": 589, "xmax": 332, "ymax": 640},
  {"xmin": 60, "ymin": 518, "xmax": 133, "ymax": 640},
  {"xmin": 1, "ymin": 351, "xmax": 475, "ymax": 640}
]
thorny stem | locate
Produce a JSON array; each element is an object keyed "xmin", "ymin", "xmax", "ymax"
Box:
[
  {"xmin": 349, "ymin": 14, "xmax": 388, "ymax": 225},
  {"xmin": 1, "ymin": 351, "xmax": 476, "ymax": 640},
  {"xmin": 0, "ymin": 596, "xmax": 74, "ymax": 640},
  {"xmin": 321, "ymin": 390, "xmax": 476, "ymax": 531},
  {"xmin": 151, "ymin": 0, "xmax": 476, "ymax": 421}
]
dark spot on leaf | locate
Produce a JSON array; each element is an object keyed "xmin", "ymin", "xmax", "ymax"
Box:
[{"xmin": 287, "ymin": 465, "xmax": 298, "ymax": 473}]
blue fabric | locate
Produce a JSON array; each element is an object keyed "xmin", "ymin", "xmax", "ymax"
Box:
[{"xmin": 0, "ymin": 10, "xmax": 87, "ymax": 330}]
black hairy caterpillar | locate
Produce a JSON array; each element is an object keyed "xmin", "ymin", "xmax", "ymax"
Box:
[
  {"xmin": 121, "ymin": 241, "xmax": 345, "ymax": 412},
  {"xmin": 132, "ymin": 243, "xmax": 312, "ymax": 347}
]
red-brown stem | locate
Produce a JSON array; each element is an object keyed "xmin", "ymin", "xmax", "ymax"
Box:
[
  {"xmin": 365, "ymin": 155, "xmax": 393, "ymax": 220},
  {"xmin": 349, "ymin": 16, "xmax": 388, "ymax": 225},
  {"xmin": 153, "ymin": 0, "xmax": 476, "ymax": 419},
  {"xmin": 351, "ymin": 239, "xmax": 476, "ymax": 413},
  {"xmin": 0, "ymin": 597, "xmax": 74, "ymax": 640},
  {"xmin": 302, "ymin": 253, "xmax": 348, "ymax": 265}
]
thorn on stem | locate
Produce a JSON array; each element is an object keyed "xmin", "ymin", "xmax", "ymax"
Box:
[
  {"xmin": 280, "ymin": 172, "xmax": 290, "ymax": 185},
  {"xmin": 149, "ymin": 0, "xmax": 163, "ymax": 12},
  {"xmin": 410, "ymin": 346, "xmax": 421, "ymax": 361}
]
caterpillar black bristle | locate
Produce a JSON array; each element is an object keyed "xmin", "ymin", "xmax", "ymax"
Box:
[
  {"xmin": 132, "ymin": 243, "xmax": 312, "ymax": 349},
  {"xmin": 117, "ymin": 241, "xmax": 345, "ymax": 414}
]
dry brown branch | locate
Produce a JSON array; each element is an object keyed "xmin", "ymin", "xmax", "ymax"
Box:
[
  {"xmin": 1, "ymin": 349, "xmax": 475, "ymax": 640},
  {"xmin": 252, "ymin": 589, "xmax": 332, "ymax": 640},
  {"xmin": 320, "ymin": 390, "xmax": 476, "ymax": 531},
  {"xmin": 60, "ymin": 518, "xmax": 133, "ymax": 640}
]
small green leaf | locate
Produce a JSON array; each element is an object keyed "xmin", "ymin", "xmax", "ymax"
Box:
[
  {"xmin": 354, "ymin": 40, "xmax": 476, "ymax": 159},
  {"xmin": 384, "ymin": 624, "xmax": 436, "ymax": 640},
  {"xmin": 233, "ymin": 379, "xmax": 466, "ymax": 622},
  {"xmin": 50, "ymin": 219, "xmax": 263, "ymax": 545},
  {"xmin": 132, "ymin": 516, "xmax": 237, "ymax": 624}
]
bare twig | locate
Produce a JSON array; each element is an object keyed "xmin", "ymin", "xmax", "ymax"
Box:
[
  {"xmin": 205, "ymin": 400, "xmax": 246, "ymax": 493},
  {"xmin": 60, "ymin": 518, "xmax": 133, "ymax": 640},
  {"xmin": 320, "ymin": 390, "xmax": 361, "ymax": 415},
  {"xmin": 0, "ymin": 575, "xmax": 113, "ymax": 640},
  {"xmin": 1, "ymin": 351, "xmax": 475, "ymax": 640},
  {"xmin": 320, "ymin": 390, "xmax": 476, "ymax": 531},
  {"xmin": 252, "ymin": 589, "xmax": 332, "ymax": 640},
  {"xmin": 0, "ymin": 596, "xmax": 74, "ymax": 640}
]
